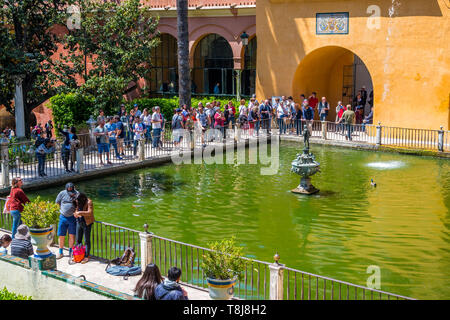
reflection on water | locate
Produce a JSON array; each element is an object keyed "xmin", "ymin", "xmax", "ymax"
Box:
[
  {"xmin": 365, "ymin": 160, "xmax": 405, "ymax": 170},
  {"xmin": 30, "ymin": 142, "xmax": 450, "ymax": 299}
]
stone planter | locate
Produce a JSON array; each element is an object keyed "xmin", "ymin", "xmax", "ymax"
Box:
[
  {"xmin": 206, "ymin": 277, "xmax": 237, "ymax": 300},
  {"xmin": 29, "ymin": 225, "xmax": 55, "ymax": 259}
]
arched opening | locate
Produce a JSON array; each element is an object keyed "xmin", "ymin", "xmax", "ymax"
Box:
[
  {"xmin": 292, "ymin": 46, "xmax": 374, "ymax": 121},
  {"xmin": 241, "ymin": 36, "xmax": 257, "ymax": 97},
  {"xmin": 148, "ymin": 33, "xmax": 178, "ymax": 93},
  {"xmin": 192, "ymin": 34, "xmax": 234, "ymax": 95}
]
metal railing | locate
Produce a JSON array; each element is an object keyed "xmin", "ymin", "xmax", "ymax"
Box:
[
  {"xmin": 149, "ymin": 233, "xmax": 271, "ymax": 299},
  {"xmin": 282, "ymin": 266, "xmax": 413, "ymax": 300},
  {"xmin": 90, "ymin": 220, "xmax": 142, "ymax": 265},
  {"xmin": 0, "ymin": 208, "xmax": 414, "ymax": 300},
  {"xmin": 2, "ymin": 120, "xmax": 448, "ymax": 187}
]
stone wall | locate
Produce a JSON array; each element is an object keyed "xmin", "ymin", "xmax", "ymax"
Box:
[{"xmin": 0, "ymin": 254, "xmax": 137, "ymax": 300}]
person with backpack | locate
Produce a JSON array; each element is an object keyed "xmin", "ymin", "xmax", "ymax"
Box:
[
  {"xmin": 155, "ymin": 267, "xmax": 189, "ymax": 300},
  {"xmin": 55, "ymin": 182, "xmax": 79, "ymax": 259},
  {"xmin": 73, "ymin": 192, "xmax": 94, "ymax": 264},
  {"xmin": 133, "ymin": 117, "xmax": 145, "ymax": 157},
  {"xmin": 45, "ymin": 120, "xmax": 53, "ymax": 139},
  {"xmin": 114, "ymin": 115, "xmax": 126, "ymax": 157},
  {"xmin": 134, "ymin": 263, "xmax": 164, "ymax": 300},
  {"xmin": 172, "ymin": 108, "xmax": 184, "ymax": 149},
  {"xmin": 35, "ymin": 138, "xmax": 55, "ymax": 177},
  {"xmin": 105, "ymin": 116, "xmax": 121, "ymax": 160},
  {"xmin": 6, "ymin": 177, "xmax": 30, "ymax": 239},
  {"xmin": 58, "ymin": 125, "xmax": 78, "ymax": 173}
]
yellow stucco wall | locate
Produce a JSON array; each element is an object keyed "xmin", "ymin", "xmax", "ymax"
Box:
[{"xmin": 256, "ymin": 0, "xmax": 450, "ymax": 130}]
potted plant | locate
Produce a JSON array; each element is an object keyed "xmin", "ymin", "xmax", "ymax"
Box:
[
  {"xmin": 201, "ymin": 236, "xmax": 246, "ymax": 300},
  {"xmin": 21, "ymin": 197, "xmax": 59, "ymax": 259}
]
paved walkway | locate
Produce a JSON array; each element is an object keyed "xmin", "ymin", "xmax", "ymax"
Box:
[{"xmin": 0, "ymin": 230, "xmax": 211, "ymax": 300}]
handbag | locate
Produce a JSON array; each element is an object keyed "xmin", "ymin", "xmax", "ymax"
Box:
[
  {"xmin": 3, "ymin": 196, "xmax": 11, "ymax": 213},
  {"xmin": 69, "ymin": 244, "xmax": 86, "ymax": 264}
]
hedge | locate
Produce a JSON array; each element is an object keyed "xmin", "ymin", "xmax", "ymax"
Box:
[
  {"xmin": 0, "ymin": 287, "xmax": 32, "ymax": 300},
  {"xmin": 128, "ymin": 96, "xmax": 243, "ymax": 121},
  {"xmin": 48, "ymin": 93, "xmax": 245, "ymax": 129},
  {"xmin": 48, "ymin": 92, "xmax": 96, "ymax": 128}
]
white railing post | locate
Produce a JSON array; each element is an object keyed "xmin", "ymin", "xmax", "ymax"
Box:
[
  {"xmin": 269, "ymin": 253, "xmax": 284, "ymax": 300},
  {"xmin": 321, "ymin": 121, "xmax": 327, "ymax": 140},
  {"xmin": 376, "ymin": 121, "xmax": 382, "ymax": 146},
  {"xmin": 139, "ymin": 224, "xmax": 153, "ymax": 271},
  {"xmin": 0, "ymin": 139, "xmax": 9, "ymax": 188},
  {"xmin": 138, "ymin": 139, "xmax": 145, "ymax": 161},
  {"xmin": 438, "ymin": 126, "xmax": 444, "ymax": 152},
  {"xmin": 76, "ymin": 147, "xmax": 84, "ymax": 174}
]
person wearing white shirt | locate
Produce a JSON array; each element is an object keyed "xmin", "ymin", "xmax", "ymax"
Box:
[{"xmin": 151, "ymin": 107, "xmax": 163, "ymax": 148}]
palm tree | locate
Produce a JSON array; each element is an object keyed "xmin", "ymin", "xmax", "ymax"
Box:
[{"xmin": 177, "ymin": 0, "xmax": 191, "ymax": 108}]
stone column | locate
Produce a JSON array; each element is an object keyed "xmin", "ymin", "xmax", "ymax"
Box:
[
  {"xmin": 0, "ymin": 139, "xmax": 9, "ymax": 188},
  {"xmin": 376, "ymin": 122, "xmax": 382, "ymax": 146},
  {"xmin": 138, "ymin": 139, "xmax": 145, "ymax": 161},
  {"xmin": 236, "ymin": 69, "xmax": 242, "ymax": 101},
  {"xmin": 13, "ymin": 75, "xmax": 26, "ymax": 138},
  {"xmin": 269, "ymin": 253, "xmax": 284, "ymax": 300},
  {"xmin": 321, "ymin": 121, "xmax": 327, "ymax": 140},
  {"xmin": 438, "ymin": 126, "xmax": 444, "ymax": 152},
  {"xmin": 139, "ymin": 227, "xmax": 153, "ymax": 271},
  {"xmin": 76, "ymin": 148, "xmax": 84, "ymax": 174}
]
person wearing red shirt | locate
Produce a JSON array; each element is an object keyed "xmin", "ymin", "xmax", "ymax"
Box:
[
  {"xmin": 227, "ymin": 101, "xmax": 236, "ymax": 129},
  {"xmin": 308, "ymin": 92, "xmax": 319, "ymax": 118},
  {"xmin": 7, "ymin": 177, "xmax": 30, "ymax": 239},
  {"xmin": 214, "ymin": 111, "xmax": 225, "ymax": 139}
]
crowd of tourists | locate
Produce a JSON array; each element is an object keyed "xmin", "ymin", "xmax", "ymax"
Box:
[
  {"xmin": 1, "ymin": 175, "xmax": 188, "ymax": 300},
  {"xmin": 2, "ymin": 88, "xmax": 374, "ymax": 178},
  {"xmin": 2, "ymin": 178, "xmax": 93, "ymax": 263}
]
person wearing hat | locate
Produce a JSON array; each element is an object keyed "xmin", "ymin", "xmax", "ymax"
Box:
[
  {"xmin": 55, "ymin": 182, "xmax": 79, "ymax": 259},
  {"xmin": 10, "ymin": 225, "xmax": 34, "ymax": 260},
  {"xmin": 35, "ymin": 138, "xmax": 55, "ymax": 177},
  {"xmin": 133, "ymin": 104, "xmax": 142, "ymax": 118}
]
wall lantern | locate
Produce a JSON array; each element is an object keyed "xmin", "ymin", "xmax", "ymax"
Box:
[{"xmin": 240, "ymin": 31, "xmax": 249, "ymax": 46}]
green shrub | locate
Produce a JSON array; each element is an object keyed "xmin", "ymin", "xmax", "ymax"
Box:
[
  {"xmin": 21, "ymin": 196, "xmax": 60, "ymax": 229},
  {"xmin": 201, "ymin": 236, "xmax": 246, "ymax": 281},
  {"xmin": 0, "ymin": 287, "xmax": 32, "ymax": 300},
  {"xmin": 78, "ymin": 75, "xmax": 128, "ymax": 117},
  {"xmin": 48, "ymin": 92, "xmax": 95, "ymax": 128},
  {"xmin": 128, "ymin": 96, "xmax": 244, "ymax": 123}
]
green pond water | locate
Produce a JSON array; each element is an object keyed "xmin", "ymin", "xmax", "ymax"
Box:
[{"xmin": 29, "ymin": 141, "xmax": 450, "ymax": 299}]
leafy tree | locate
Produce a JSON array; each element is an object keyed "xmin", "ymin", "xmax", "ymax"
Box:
[
  {"xmin": 51, "ymin": 0, "xmax": 160, "ymax": 116},
  {"xmin": 48, "ymin": 92, "xmax": 95, "ymax": 128},
  {"xmin": 176, "ymin": 0, "xmax": 191, "ymax": 108},
  {"xmin": 0, "ymin": 0, "xmax": 69, "ymax": 136}
]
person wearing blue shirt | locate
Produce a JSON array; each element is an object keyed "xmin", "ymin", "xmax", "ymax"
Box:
[
  {"xmin": 155, "ymin": 267, "xmax": 188, "ymax": 300},
  {"xmin": 58, "ymin": 126, "xmax": 78, "ymax": 173},
  {"xmin": 35, "ymin": 138, "xmax": 55, "ymax": 177},
  {"xmin": 133, "ymin": 104, "xmax": 142, "ymax": 118},
  {"xmin": 106, "ymin": 117, "xmax": 122, "ymax": 160},
  {"xmin": 213, "ymin": 83, "xmax": 220, "ymax": 95},
  {"xmin": 259, "ymin": 100, "xmax": 271, "ymax": 133},
  {"xmin": 302, "ymin": 102, "xmax": 314, "ymax": 136}
]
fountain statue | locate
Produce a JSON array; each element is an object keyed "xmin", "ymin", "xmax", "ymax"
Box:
[{"xmin": 291, "ymin": 124, "xmax": 320, "ymax": 194}]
